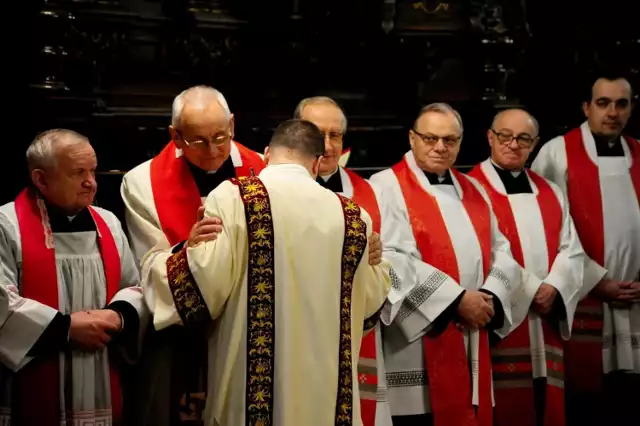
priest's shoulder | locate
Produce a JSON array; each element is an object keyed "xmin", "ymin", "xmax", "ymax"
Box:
[
  {"xmin": 537, "ymin": 134, "xmax": 567, "ymax": 157},
  {"xmin": 368, "ymin": 167, "xmax": 396, "ymax": 189},
  {"xmin": 90, "ymin": 206, "xmax": 126, "ymax": 234},
  {"xmin": 0, "ymin": 201, "xmax": 17, "ymax": 232},
  {"xmin": 122, "ymin": 159, "xmax": 152, "ymax": 186},
  {"xmin": 460, "ymin": 173, "xmax": 492, "ymax": 203}
]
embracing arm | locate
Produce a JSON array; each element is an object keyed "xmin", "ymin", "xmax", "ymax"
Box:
[{"xmin": 142, "ymin": 181, "xmax": 243, "ymax": 331}]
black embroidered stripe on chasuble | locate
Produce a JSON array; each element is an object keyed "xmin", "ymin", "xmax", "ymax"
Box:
[
  {"xmin": 166, "ymin": 248, "xmax": 211, "ymax": 327},
  {"xmin": 335, "ymin": 195, "xmax": 368, "ymax": 426},
  {"xmin": 232, "ymin": 176, "xmax": 276, "ymax": 426}
]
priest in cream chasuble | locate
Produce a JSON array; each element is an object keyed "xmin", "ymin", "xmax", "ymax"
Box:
[
  {"xmin": 531, "ymin": 74, "xmax": 640, "ymax": 425},
  {"xmin": 294, "ymin": 96, "xmax": 390, "ymax": 426},
  {"xmin": 0, "ymin": 129, "xmax": 148, "ymax": 426},
  {"xmin": 468, "ymin": 109, "xmax": 606, "ymax": 426},
  {"xmin": 120, "ymin": 86, "xmax": 265, "ymax": 425},
  {"xmin": 142, "ymin": 119, "xmax": 391, "ymax": 426},
  {"xmin": 370, "ymin": 103, "xmax": 527, "ymax": 426}
]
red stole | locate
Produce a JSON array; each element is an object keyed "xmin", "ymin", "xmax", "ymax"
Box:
[
  {"xmin": 150, "ymin": 140, "xmax": 266, "ymax": 246},
  {"xmin": 563, "ymin": 128, "xmax": 640, "ymax": 391},
  {"xmin": 343, "ymin": 168, "xmax": 381, "ymax": 426},
  {"xmin": 392, "ymin": 158, "xmax": 493, "ymax": 426},
  {"xmin": 12, "ymin": 189, "xmax": 122, "ymax": 425},
  {"xmin": 468, "ymin": 165, "xmax": 565, "ymax": 426}
]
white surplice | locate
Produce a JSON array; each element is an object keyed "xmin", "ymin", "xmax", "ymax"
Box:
[
  {"xmin": 142, "ymin": 164, "xmax": 392, "ymax": 426},
  {"xmin": 477, "ymin": 159, "xmax": 606, "ymax": 377},
  {"xmin": 369, "ymin": 151, "xmax": 526, "ymax": 416},
  {"xmin": 121, "ymin": 141, "xmax": 247, "ymax": 266},
  {"xmin": 0, "ymin": 203, "xmax": 148, "ymax": 426},
  {"xmin": 531, "ymin": 121, "xmax": 640, "ymax": 374}
]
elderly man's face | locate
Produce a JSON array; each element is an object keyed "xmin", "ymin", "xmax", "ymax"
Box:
[
  {"xmin": 34, "ymin": 141, "xmax": 97, "ymax": 214},
  {"xmin": 410, "ymin": 111, "xmax": 462, "ymax": 175},
  {"xmin": 583, "ymin": 78, "xmax": 633, "ymax": 140},
  {"xmin": 299, "ymin": 103, "xmax": 344, "ymax": 176},
  {"xmin": 170, "ymin": 101, "xmax": 234, "ymax": 172},
  {"xmin": 488, "ymin": 110, "xmax": 539, "ymax": 170}
]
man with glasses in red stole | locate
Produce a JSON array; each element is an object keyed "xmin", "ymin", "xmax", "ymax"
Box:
[
  {"xmin": 467, "ymin": 108, "xmax": 606, "ymax": 426},
  {"xmin": 121, "ymin": 85, "xmax": 265, "ymax": 426},
  {"xmin": 370, "ymin": 103, "xmax": 526, "ymax": 426},
  {"xmin": 293, "ymin": 96, "xmax": 389, "ymax": 426},
  {"xmin": 532, "ymin": 71, "xmax": 640, "ymax": 426}
]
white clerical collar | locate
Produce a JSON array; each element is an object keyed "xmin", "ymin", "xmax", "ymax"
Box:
[
  {"xmin": 490, "ymin": 159, "xmax": 524, "ymax": 177},
  {"xmin": 319, "ymin": 166, "xmax": 339, "ymax": 182},
  {"xmin": 259, "ymin": 163, "xmax": 314, "ymax": 181}
]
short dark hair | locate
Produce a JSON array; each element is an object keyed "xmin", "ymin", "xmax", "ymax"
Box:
[
  {"xmin": 583, "ymin": 67, "xmax": 635, "ymax": 103},
  {"xmin": 269, "ymin": 119, "xmax": 325, "ymax": 158}
]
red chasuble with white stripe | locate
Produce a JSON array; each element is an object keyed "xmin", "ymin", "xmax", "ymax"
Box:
[
  {"xmin": 12, "ymin": 189, "xmax": 122, "ymax": 425},
  {"xmin": 468, "ymin": 165, "xmax": 565, "ymax": 426},
  {"xmin": 150, "ymin": 140, "xmax": 265, "ymax": 246},
  {"xmin": 392, "ymin": 159, "xmax": 493, "ymax": 426},
  {"xmin": 343, "ymin": 168, "xmax": 381, "ymax": 426},
  {"xmin": 563, "ymin": 128, "xmax": 640, "ymax": 391}
]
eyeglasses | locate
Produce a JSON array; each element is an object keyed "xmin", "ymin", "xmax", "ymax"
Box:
[
  {"xmin": 322, "ymin": 131, "xmax": 343, "ymax": 142},
  {"xmin": 176, "ymin": 129, "xmax": 232, "ymax": 149},
  {"xmin": 412, "ymin": 129, "xmax": 461, "ymax": 147},
  {"xmin": 490, "ymin": 129, "xmax": 537, "ymax": 148}
]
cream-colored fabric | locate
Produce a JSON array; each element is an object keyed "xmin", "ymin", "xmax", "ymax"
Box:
[
  {"xmin": 532, "ymin": 122, "xmax": 640, "ymax": 374},
  {"xmin": 121, "ymin": 141, "xmax": 247, "ymax": 267},
  {"xmin": 143, "ymin": 163, "xmax": 391, "ymax": 426}
]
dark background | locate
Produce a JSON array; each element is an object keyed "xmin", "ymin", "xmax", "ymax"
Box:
[{"xmin": 21, "ymin": 0, "xmax": 640, "ymax": 222}]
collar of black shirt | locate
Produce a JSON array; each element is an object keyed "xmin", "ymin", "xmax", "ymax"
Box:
[
  {"xmin": 491, "ymin": 162, "xmax": 533, "ymax": 194},
  {"xmin": 423, "ymin": 169, "xmax": 453, "ymax": 185},
  {"xmin": 591, "ymin": 132, "xmax": 624, "ymax": 157},
  {"xmin": 186, "ymin": 156, "xmax": 237, "ymax": 196}
]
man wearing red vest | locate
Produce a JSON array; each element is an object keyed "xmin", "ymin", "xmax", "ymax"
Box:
[
  {"xmin": 532, "ymin": 72, "xmax": 640, "ymax": 425},
  {"xmin": 293, "ymin": 96, "xmax": 390, "ymax": 426},
  {"xmin": 468, "ymin": 109, "xmax": 606, "ymax": 426},
  {"xmin": 370, "ymin": 103, "xmax": 525, "ymax": 426},
  {"xmin": 121, "ymin": 85, "xmax": 265, "ymax": 425},
  {"xmin": 0, "ymin": 129, "xmax": 148, "ymax": 426}
]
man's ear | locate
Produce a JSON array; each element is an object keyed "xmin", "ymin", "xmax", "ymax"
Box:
[
  {"xmin": 263, "ymin": 146, "xmax": 270, "ymax": 165},
  {"xmin": 312, "ymin": 155, "xmax": 324, "ymax": 177},
  {"xmin": 169, "ymin": 125, "xmax": 183, "ymax": 147},
  {"xmin": 31, "ymin": 169, "xmax": 47, "ymax": 193},
  {"xmin": 582, "ymin": 101, "xmax": 590, "ymax": 118},
  {"xmin": 229, "ymin": 113, "xmax": 235, "ymax": 139}
]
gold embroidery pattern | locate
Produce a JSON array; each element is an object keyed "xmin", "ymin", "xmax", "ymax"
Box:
[
  {"xmin": 167, "ymin": 247, "xmax": 210, "ymax": 327},
  {"xmin": 335, "ymin": 195, "xmax": 367, "ymax": 426},
  {"xmin": 232, "ymin": 176, "xmax": 276, "ymax": 426}
]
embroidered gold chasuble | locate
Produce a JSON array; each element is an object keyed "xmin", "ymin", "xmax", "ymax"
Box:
[{"xmin": 142, "ymin": 165, "xmax": 391, "ymax": 426}]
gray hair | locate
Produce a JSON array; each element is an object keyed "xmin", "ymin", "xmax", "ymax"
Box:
[
  {"xmin": 171, "ymin": 85, "xmax": 231, "ymax": 128},
  {"xmin": 415, "ymin": 102, "xmax": 464, "ymax": 136},
  {"xmin": 293, "ymin": 96, "xmax": 348, "ymax": 133},
  {"xmin": 26, "ymin": 129, "xmax": 89, "ymax": 172},
  {"xmin": 491, "ymin": 108, "xmax": 540, "ymax": 136}
]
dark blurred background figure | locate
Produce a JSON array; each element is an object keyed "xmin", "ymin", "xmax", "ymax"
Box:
[{"xmin": 21, "ymin": 0, "xmax": 639, "ymax": 226}]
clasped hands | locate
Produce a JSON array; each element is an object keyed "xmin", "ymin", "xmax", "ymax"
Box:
[
  {"xmin": 187, "ymin": 206, "xmax": 384, "ymax": 265},
  {"xmin": 69, "ymin": 309, "xmax": 122, "ymax": 351},
  {"xmin": 593, "ymin": 279, "xmax": 640, "ymax": 307},
  {"xmin": 456, "ymin": 290, "xmax": 495, "ymax": 329}
]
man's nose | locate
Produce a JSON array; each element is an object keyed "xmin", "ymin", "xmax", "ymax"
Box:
[
  {"xmin": 83, "ymin": 176, "xmax": 96, "ymax": 189},
  {"xmin": 324, "ymin": 138, "xmax": 333, "ymax": 154},
  {"xmin": 433, "ymin": 139, "xmax": 447, "ymax": 153}
]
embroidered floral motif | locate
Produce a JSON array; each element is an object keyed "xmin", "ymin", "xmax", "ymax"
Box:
[
  {"xmin": 166, "ymin": 248, "xmax": 210, "ymax": 327},
  {"xmin": 232, "ymin": 176, "xmax": 276, "ymax": 426},
  {"xmin": 335, "ymin": 195, "xmax": 367, "ymax": 426}
]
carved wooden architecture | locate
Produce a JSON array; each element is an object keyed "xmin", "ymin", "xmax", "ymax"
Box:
[{"xmin": 19, "ymin": 0, "xmax": 640, "ymax": 221}]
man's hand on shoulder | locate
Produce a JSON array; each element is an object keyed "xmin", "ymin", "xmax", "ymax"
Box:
[
  {"xmin": 188, "ymin": 205, "xmax": 224, "ymax": 248},
  {"xmin": 368, "ymin": 232, "xmax": 382, "ymax": 265}
]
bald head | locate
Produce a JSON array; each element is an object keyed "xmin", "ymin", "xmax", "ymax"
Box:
[
  {"xmin": 491, "ymin": 109, "xmax": 539, "ymax": 136},
  {"xmin": 27, "ymin": 128, "xmax": 90, "ymax": 172}
]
